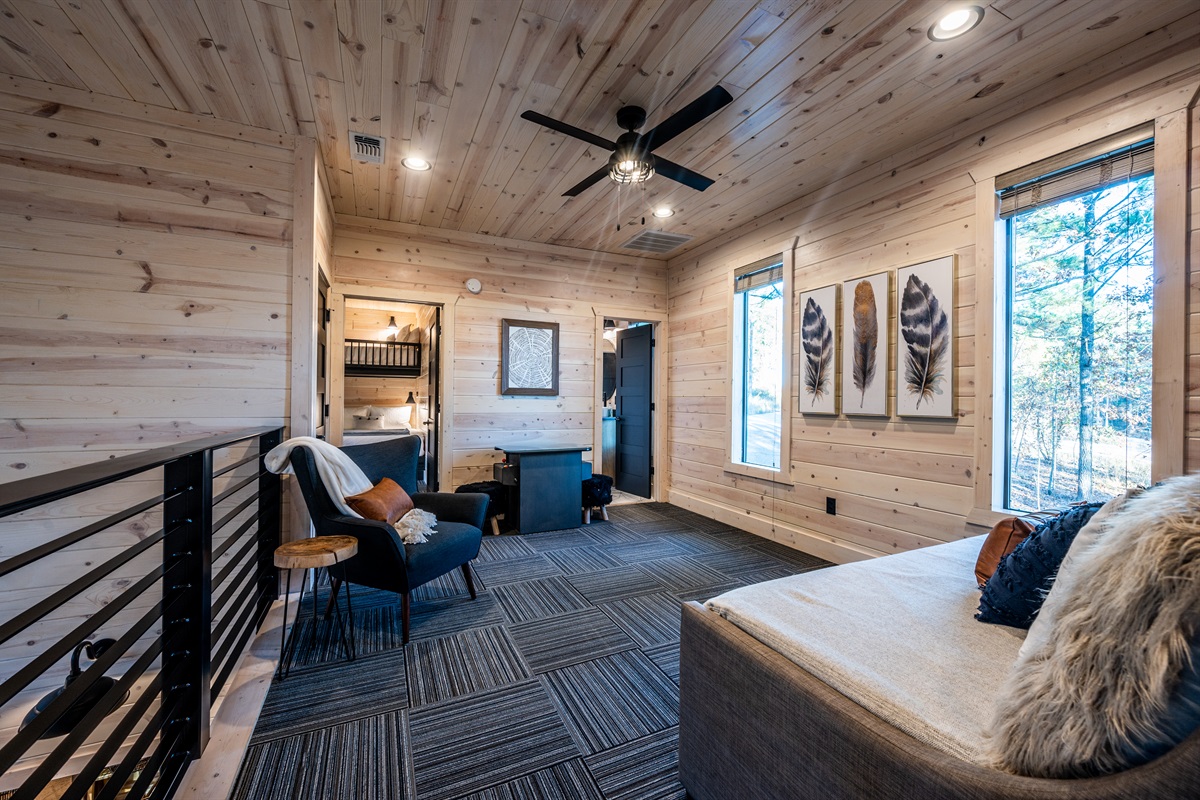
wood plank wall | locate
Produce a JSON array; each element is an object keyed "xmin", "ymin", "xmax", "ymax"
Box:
[
  {"xmin": 1189, "ymin": 101, "xmax": 1200, "ymax": 473},
  {"xmin": 665, "ymin": 50, "xmax": 1199, "ymax": 563},
  {"xmin": 331, "ymin": 217, "xmax": 667, "ymax": 489}
]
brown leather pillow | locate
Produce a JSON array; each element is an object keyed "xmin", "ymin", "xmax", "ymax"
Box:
[
  {"xmin": 345, "ymin": 478, "xmax": 413, "ymax": 525},
  {"xmin": 975, "ymin": 516, "xmax": 1037, "ymax": 588}
]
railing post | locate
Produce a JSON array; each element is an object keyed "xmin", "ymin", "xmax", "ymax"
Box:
[
  {"xmin": 258, "ymin": 429, "xmax": 282, "ymax": 607},
  {"xmin": 162, "ymin": 449, "xmax": 213, "ymax": 761}
]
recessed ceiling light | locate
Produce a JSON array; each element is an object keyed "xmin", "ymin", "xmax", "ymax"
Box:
[
  {"xmin": 928, "ymin": 5, "xmax": 984, "ymax": 41},
  {"xmin": 402, "ymin": 156, "xmax": 431, "ymax": 171},
  {"xmin": 652, "ymin": 206, "xmax": 674, "ymax": 218}
]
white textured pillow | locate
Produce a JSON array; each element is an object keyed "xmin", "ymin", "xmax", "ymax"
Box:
[
  {"xmin": 985, "ymin": 474, "xmax": 1200, "ymax": 777},
  {"xmin": 377, "ymin": 405, "xmax": 412, "ymax": 428},
  {"xmin": 343, "ymin": 405, "xmax": 370, "ymax": 429}
]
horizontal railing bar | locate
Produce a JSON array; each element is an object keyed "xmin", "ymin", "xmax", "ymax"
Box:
[
  {"xmin": 0, "ymin": 493, "xmax": 167, "ymax": 580},
  {"xmin": 15, "ymin": 636, "xmax": 166, "ymax": 800},
  {"xmin": 211, "ymin": 585, "xmax": 269, "ymax": 697},
  {"xmin": 212, "ymin": 510, "xmax": 259, "ymax": 564},
  {"xmin": 122, "ymin": 712, "xmax": 187, "ymax": 800},
  {"xmin": 212, "ymin": 554, "xmax": 258, "ymax": 624},
  {"xmin": 0, "ymin": 563, "xmax": 171, "ymax": 709},
  {"xmin": 0, "ymin": 426, "xmax": 281, "ymax": 519},
  {"xmin": 212, "ymin": 451, "xmax": 262, "ymax": 480},
  {"xmin": 211, "ymin": 589, "xmax": 269, "ymax": 700},
  {"xmin": 210, "ymin": 492, "xmax": 258, "ymax": 539},
  {"xmin": 212, "ymin": 532, "xmax": 259, "ymax": 595},
  {"xmin": 211, "ymin": 571, "xmax": 260, "ymax": 648},
  {"xmin": 0, "ymin": 526, "xmax": 168, "ymax": 648},
  {"xmin": 95, "ymin": 693, "xmax": 186, "ymax": 800},
  {"xmin": 0, "ymin": 599, "xmax": 163, "ymax": 773},
  {"xmin": 212, "ymin": 472, "xmax": 259, "ymax": 508}
]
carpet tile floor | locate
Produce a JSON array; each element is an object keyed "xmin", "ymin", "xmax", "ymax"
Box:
[{"xmin": 233, "ymin": 502, "xmax": 830, "ymax": 800}]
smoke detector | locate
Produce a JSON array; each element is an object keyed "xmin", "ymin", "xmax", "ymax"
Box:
[{"xmin": 351, "ymin": 132, "xmax": 384, "ymax": 164}]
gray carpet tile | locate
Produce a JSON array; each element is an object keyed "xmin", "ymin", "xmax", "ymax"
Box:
[
  {"xmin": 608, "ymin": 504, "xmax": 667, "ymax": 524},
  {"xmin": 660, "ymin": 529, "xmax": 738, "ymax": 555},
  {"xmin": 585, "ymin": 727, "xmax": 685, "ymax": 800},
  {"xmin": 542, "ymin": 650, "xmax": 679, "ymax": 756},
  {"xmin": 472, "ymin": 553, "xmax": 563, "ymax": 586},
  {"xmin": 509, "ymin": 609, "xmax": 637, "ymax": 674},
  {"xmin": 285, "ymin": 604, "xmax": 396, "ymax": 668},
  {"xmin": 589, "ymin": 523, "xmax": 654, "ymax": 542},
  {"xmin": 521, "ymin": 527, "xmax": 603, "ymax": 552},
  {"xmin": 751, "ymin": 538, "xmax": 834, "ymax": 568},
  {"xmin": 597, "ymin": 592, "xmax": 683, "ymax": 648},
  {"xmin": 476, "ymin": 534, "xmax": 536, "ymax": 562},
  {"xmin": 490, "ymin": 575, "xmax": 592, "ymax": 623},
  {"xmin": 409, "ymin": 679, "xmax": 580, "ymax": 800},
  {"xmin": 673, "ymin": 583, "xmax": 744, "ymax": 604},
  {"xmin": 632, "ymin": 556, "xmax": 732, "ymax": 593},
  {"xmin": 607, "ymin": 539, "xmax": 689, "ymax": 564},
  {"xmin": 544, "ymin": 544, "xmax": 626, "ymax": 575},
  {"xmin": 692, "ymin": 546, "xmax": 795, "ymax": 577},
  {"xmin": 410, "ymin": 567, "xmax": 473, "ymax": 602},
  {"xmin": 738, "ymin": 565, "xmax": 801, "ymax": 584},
  {"xmin": 406, "ymin": 625, "xmax": 531, "ymax": 707},
  {"xmin": 408, "ymin": 592, "xmax": 506, "ymax": 642},
  {"xmin": 457, "ymin": 759, "xmax": 603, "ymax": 800},
  {"xmin": 235, "ymin": 710, "xmax": 407, "ymax": 800},
  {"xmin": 252, "ymin": 649, "xmax": 409, "ymax": 743},
  {"xmin": 641, "ymin": 643, "xmax": 680, "ymax": 686},
  {"xmin": 566, "ymin": 566, "xmax": 667, "ymax": 604}
]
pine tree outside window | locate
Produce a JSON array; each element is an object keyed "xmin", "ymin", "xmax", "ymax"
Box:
[{"xmin": 732, "ymin": 258, "xmax": 784, "ymax": 470}]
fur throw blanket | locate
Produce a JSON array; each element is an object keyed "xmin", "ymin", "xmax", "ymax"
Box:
[{"xmin": 984, "ymin": 474, "xmax": 1200, "ymax": 777}]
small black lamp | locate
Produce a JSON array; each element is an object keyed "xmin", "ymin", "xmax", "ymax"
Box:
[{"xmin": 20, "ymin": 638, "xmax": 128, "ymax": 739}]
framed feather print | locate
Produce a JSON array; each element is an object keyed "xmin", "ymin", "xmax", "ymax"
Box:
[
  {"xmin": 895, "ymin": 256, "xmax": 954, "ymax": 418},
  {"xmin": 841, "ymin": 271, "xmax": 889, "ymax": 416},
  {"xmin": 799, "ymin": 284, "xmax": 838, "ymax": 415}
]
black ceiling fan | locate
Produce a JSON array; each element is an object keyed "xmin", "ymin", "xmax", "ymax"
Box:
[{"xmin": 519, "ymin": 85, "xmax": 733, "ymax": 197}]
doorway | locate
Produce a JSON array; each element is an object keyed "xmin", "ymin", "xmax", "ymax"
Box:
[
  {"xmin": 337, "ymin": 297, "xmax": 442, "ymax": 491},
  {"xmin": 602, "ymin": 319, "xmax": 656, "ymax": 501}
]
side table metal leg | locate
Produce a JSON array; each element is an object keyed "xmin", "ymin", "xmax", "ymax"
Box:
[
  {"xmin": 308, "ymin": 567, "xmax": 319, "ymax": 657},
  {"xmin": 344, "ymin": 579, "xmax": 355, "ymax": 661},
  {"xmin": 275, "ymin": 567, "xmax": 294, "ymax": 681}
]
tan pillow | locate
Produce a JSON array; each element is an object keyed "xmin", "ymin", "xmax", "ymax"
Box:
[
  {"xmin": 974, "ymin": 516, "xmax": 1037, "ymax": 588},
  {"xmin": 345, "ymin": 478, "xmax": 413, "ymax": 525}
]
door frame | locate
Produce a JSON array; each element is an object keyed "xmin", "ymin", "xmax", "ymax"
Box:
[
  {"xmin": 330, "ymin": 282, "xmax": 457, "ymax": 492},
  {"xmin": 593, "ymin": 308, "xmax": 668, "ymax": 501}
]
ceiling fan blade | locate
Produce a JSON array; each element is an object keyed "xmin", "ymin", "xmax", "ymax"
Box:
[
  {"xmin": 640, "ymin": 85, "xmax": 733, "ymax": 152},
  {"xmin": 520, "ymin": 110, "xmax": 617, "ymax": 151},
  {"xmin": 562, "ymin": 166, "xmax": 611, "ymax": 197},
  {"xmin": 652, "ymin": 155, "xmax": 716, "ymax": 192}
]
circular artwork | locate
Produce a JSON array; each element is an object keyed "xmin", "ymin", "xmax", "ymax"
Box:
[{"xmin": 507, "ymin": 326, "xmax": 554, "ymax": 389}]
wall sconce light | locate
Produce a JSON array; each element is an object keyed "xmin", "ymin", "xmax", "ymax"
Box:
[
  {"xmin": 405, "ymin": 391, "xmax": 416, "ymax": 405},
  {"xmin": 20, "ymin": 639, "xmax": 128, "ymax": 739},
  {"xmin": 385, "ymin": 316, "xmax": 399, "ymax": 337}
]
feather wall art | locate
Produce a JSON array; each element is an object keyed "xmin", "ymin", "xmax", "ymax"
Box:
[
  {"xmin": 895, "ymin": 256, "xmax": 955, "ymax": 418},
  {"xmin": 799, "ymin": 284, "xmax": 838, "ymax": 415},
  {"xmin": 841, "ymin": 271, "xmax": 889, "ymax": 416}
]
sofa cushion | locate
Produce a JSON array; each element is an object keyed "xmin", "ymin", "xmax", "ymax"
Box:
[
  {"xmin": 976, "ymin": 503, "xmax": 1103, "ymax": 629},
  {"xmin": 345, "ymin": 477, "xmax": 414, "ymax": 525},
  {"xmin": 405, "ymin": 520, "xmax": 482, "ymax": 589},
  {"xmin": 985, "ymin": 474, "xmax": 1200, "ymax": 777},
  {"xmin": 974, "ymin": 516, "xmax": 1037, "ymax": 588}
]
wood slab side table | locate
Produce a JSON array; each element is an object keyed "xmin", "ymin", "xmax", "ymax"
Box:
[{"xmin": 274, "ymin": 535, "xmax": 358, "ymax": 680}]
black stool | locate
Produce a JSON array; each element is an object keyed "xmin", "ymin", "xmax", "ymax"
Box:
[
  {"xmin": 582, "ymin": 474, "xmax": 614, "ymax": 524},
  {"xmin": 456, "ymin": 480, "xmax": 506, "ymax": 535}
]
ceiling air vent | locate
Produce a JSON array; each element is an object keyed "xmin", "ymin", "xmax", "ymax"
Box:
[
  {"xmin": 351, "ymin": 132, "xmax": 384, "ymax": 164},
  {"xmin": 619, "ymin": 229, "xmax": 694, "ymax": 254}
]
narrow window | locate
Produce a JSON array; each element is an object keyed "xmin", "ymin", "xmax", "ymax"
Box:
[
  {"xmin": 732, "ymin": 257, "xmax": 784, "ymax": 470},
  {"xmin": 999, "ymin": 132, "xmax": 1154, "ymax": 511}
]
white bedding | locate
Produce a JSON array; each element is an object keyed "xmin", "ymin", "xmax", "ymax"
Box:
[{"xmin": 705, "ymin": 536, "xmax": 1024, "ymax": 763}]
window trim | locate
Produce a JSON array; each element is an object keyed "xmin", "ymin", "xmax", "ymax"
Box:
[
  {"xmin": 970, "ymin": 111, "xmax": 1186, "ymax": 525},
  {"xmin": 726, "ymin": 243, "xmax": 794, "ymax": 484}
]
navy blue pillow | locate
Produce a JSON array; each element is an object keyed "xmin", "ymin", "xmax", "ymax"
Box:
[{"xmin": 976, "ymin": 502, "xmax": 1103, "ymax": 629}]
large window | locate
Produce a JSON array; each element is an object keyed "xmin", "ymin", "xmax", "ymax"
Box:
[
  {"xmin": 1000, "ymin": 132, "xmax": 1154, "ymax": 511},
  {"xmin": 732, "ymin": 257, "xmax": 784, "ymax": 470}
]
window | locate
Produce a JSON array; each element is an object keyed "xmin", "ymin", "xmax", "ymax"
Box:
[
  {"xmin": 999, "ymin": 130, "xmax": 1154, "ymax": 511},
  {"xmin": 732, "ymin": 257, "xmax": 784, "ymax": 470}
]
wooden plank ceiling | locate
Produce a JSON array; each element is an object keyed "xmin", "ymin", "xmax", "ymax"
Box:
[{"xmin": 1, "ymin": 0, "xmax": 1195, "ymax": 258}]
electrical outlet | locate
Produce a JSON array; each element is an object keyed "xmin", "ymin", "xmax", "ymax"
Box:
[{"xmin": 826, "ymin": 497, "xmax": 836, "ymax": 515}]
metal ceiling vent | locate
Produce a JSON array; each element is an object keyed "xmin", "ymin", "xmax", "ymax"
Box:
[
  {"xmin": 351, "ymin": 132, "xmax": 384, "ymax": 164},
  {"xmin": 619, "ymin": 229, "xmax": 694, "ymax": 254}
]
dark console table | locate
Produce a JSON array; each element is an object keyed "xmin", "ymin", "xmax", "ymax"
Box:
[{"xmin": 494, "ymin": 445, "xmax": 591, "ymax": 534}]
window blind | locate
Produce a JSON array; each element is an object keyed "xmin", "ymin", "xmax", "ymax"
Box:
[
  {"xmin": 998, "ymin": 124, "xmax": 1153, "ymax": 219},
  {"xmin": 734, "ymin": 255, "xmax": 783, "ymax": 293}
]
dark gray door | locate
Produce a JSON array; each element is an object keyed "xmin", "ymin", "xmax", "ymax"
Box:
[
  {"xmin": 425, "ymin": 307, "xmax": 441, "ymax": 491},
  {"xmin": 615, "ymin": 324, "xmax": 653, "ymax": 498},
  {"xmin": 315, "ymin": 272, "xmax": 330, "ymax": 439}
]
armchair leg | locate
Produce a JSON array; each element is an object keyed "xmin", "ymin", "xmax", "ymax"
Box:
[
  {"xmin": 324, "ymin": 577, "xmax": 342, "ymax": 620},
  {"xmin": 583, "ymin": 508, "xmax": 592, "ymax": 524},
  {"xmin": 401, "ymin": 592, "xmax": 411, "ymax": 645},
  {"xmin": 490, "ymin": 516, "xmax": 500, "ymax": 536},
  {"xmin": 600, "ymin": 506, "xmax": 609, "ymax": 521},
  {"xmin": 462, "ymin": 562, "xmax": 477, "ymax": 600}
]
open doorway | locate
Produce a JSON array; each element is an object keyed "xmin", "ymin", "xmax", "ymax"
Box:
[
  {"xmin": 602, "ymin": 319, "xmax": 655, "ymax": 503},
  {"xmin": 338, "ymin": 297, "xmax": 442, "ymax": 491}
]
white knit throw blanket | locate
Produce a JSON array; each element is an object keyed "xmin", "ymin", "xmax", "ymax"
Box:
[{"xmin": 264, "ymin": 436, "xmax": 436, "ymax": 544}]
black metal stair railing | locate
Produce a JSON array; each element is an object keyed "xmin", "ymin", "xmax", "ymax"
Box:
[{"xmin": 0, "ymin": 427, "xmax": 283, "ymax": 800}]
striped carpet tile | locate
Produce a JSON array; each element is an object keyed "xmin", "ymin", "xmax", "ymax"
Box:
[
  {"xmin": 544, "ymin": 545, "xmax": 626, "ymax": 575},
  {"xmin": 598, "ymin": 592, "xmax": 684, "ymax": 648},
  {"xmin": 252, "ymin": 649, "xmax": 409, "ymax": 743},
  {"xmin": 458, "ymin": 759, "xmax": 602, "ymax": 800},
  {"xmin": 407, "ymin": 592, "xmax": 506, "ymax": 642},
  {"xmin": 738, "ymin": 565, "xmax": 801, "ymax": 584},
  {"xmin": 476, "ymin": 535, "xmax": 536, "ymax": 562},
  {"xmin": 409, "ymin": 679, "xmax": 580, "ymax": 800},
  {"xmin": 751, "ymin": 538, "xmax": 834, "ymax": 568},
  {"xmin": 609, "ymin": 505, "xmax": 668, "ymax": 524},
  {"xmin": 490, "ymin": 575, "xmax": 592, "ymax": 624},
  {"xmin": 521, "ymin": 528, "xmax": 603, "ymax": 552},
  {"xmin": 406, "ymin": 625, "xmax": 530, "ymax": 707},
  {"xmin": 542, "ymin": 650, "xmax": 678, "ymax": 756},
  {"xmin": 641, "ymin": 643, "xmax": 680, "ymax": 686},
  {"xmin": 693, "ymin": 546, "xmax": 794, "ymax": 577},
  {"xmin": 410, "ymin": 568, "xmax": 473, "ymax": 602},
  {"xmin": 674, "ymin": 584, "xmax": 744, "ymax": 604},
  {"xmin": 584, "ymin": 727, "xmax": 685, "ymax": 800},
  {"xmin": 660, "ymin": 529, "xmax": 736, "ymax": 555},
  {"xmin": 566, "ymin": 567, "xmax": 668, "ymax": 604},
  {"xmin": 509, "ymin": 609, "xmax": 637, "ymax": 674},
  {"xmin": 234, "ymin": 710, "xmax": 407, "ymax": 800},
  {"xmin": 632, "ymin": 556, "xmax": 732, "ymax": 593},
  {"xmin": 590, "ymin": 523, "xmax": 653, "ymax": 543},
  {"xmin": 472, "ymin": 553, "xmax": 563, "ymax": 586},
  {"xmin": 607, "ymin": 539, "xmax": 689, "ymax": 564}
]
